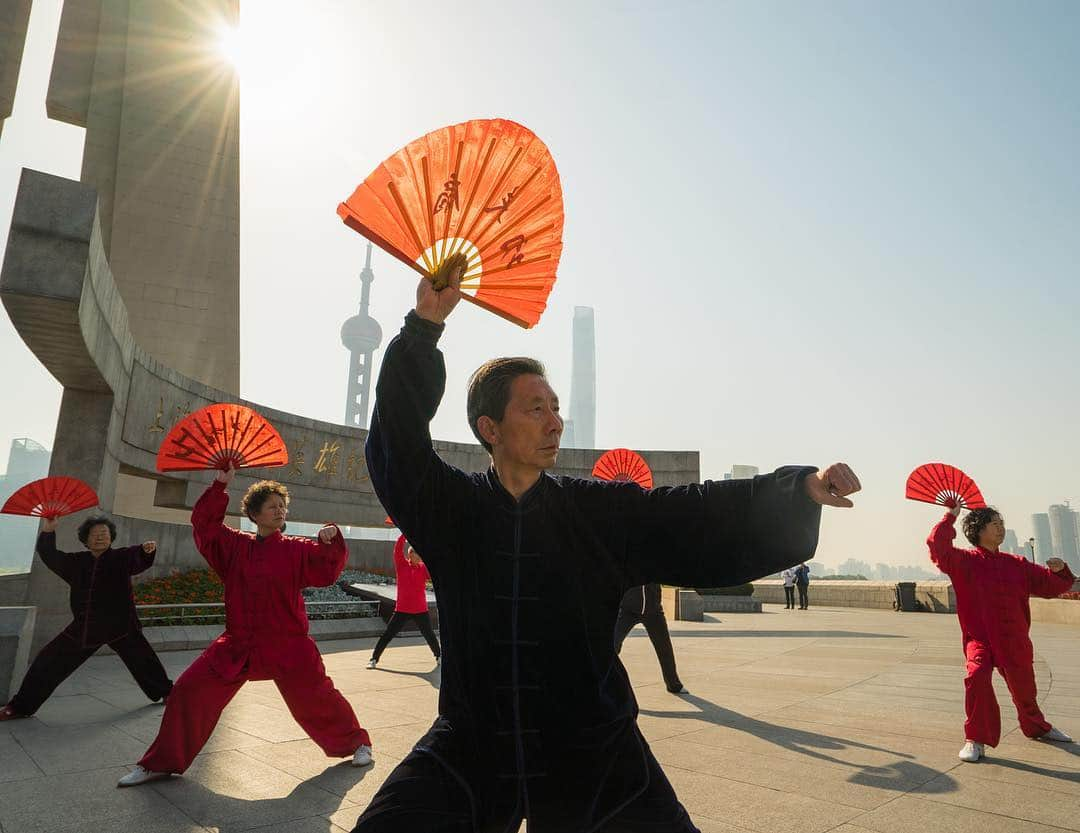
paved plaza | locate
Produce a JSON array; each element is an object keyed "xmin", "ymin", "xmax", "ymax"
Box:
[{"xmin": 3, "ymin": 605, "xmax": 1080, "ymax": 833}]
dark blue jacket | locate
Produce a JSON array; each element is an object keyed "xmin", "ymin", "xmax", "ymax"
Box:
[{"xmin": 366, "ymin": 312, "xmax": 822, "ymax": 833}]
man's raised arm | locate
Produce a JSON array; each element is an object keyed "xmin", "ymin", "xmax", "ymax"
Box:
[{"xmin": 365, "ymin": 269, "xmax": 470, "ymax": 557}]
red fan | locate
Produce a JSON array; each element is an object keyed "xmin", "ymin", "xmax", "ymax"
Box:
[
  {"xmin": 905, "ymin": 463, "xmax": 987, "ymax": 510},
  {"xmin": 156, "ymin": 404, "xmax": 289, "ymax": 473},
  {"xmin": 1, "ymin": 476, "xmax": 99, "ymax": 520},
  {"xmin": 592, "ymin": 449, "xmax": 654, "ymax": 489},
  {"xmin": 338, "ymin": 118, "xmax": 564, "ymax": 329}
]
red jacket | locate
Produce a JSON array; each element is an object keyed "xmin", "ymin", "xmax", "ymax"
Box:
[
  {"xmin": 192, "ymin": 480, "xmax": 348, "ymax": 678},
  {"xmin": 393, "ymin": 534, "xmax": 430, "ymax": 614},
  {"xmin": 928, "ymin": 512, "xmax": 1074, "ymax": 665}
]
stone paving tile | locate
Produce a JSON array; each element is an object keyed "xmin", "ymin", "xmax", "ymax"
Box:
[
  {"xmin": 659, "ymin": 716, "xmax": 961, "ymax": 774},
  {"xmin": 110, "ymin": 707, "xmax": 266, "ymax": 756},
  {"xmin": 664, "ymin": 767, "xmax": 862, "ymax": 832},
  {"xmin": 214, "ymin": 702, "xmax": 311, "ymax": 744},
  {"xmin": 6, "ymin": 719, "xmax": 150, "ymax": 775},
  {"xmin": 30, "ymin": 693, "xmax": 128, "ymax": 727},
  {"xmin": 912, "ymin": 768, "xmax": 1080, "ymax": 829},
  {"xmin": 951, "ymin": 754, "xmax": 1080, "ymax": 796},
  {"xmin": 237, "ymin": 732, "xmax": 421, "ymax": 805},
  {"xmin": 688, "ymin": 819, "xmax": 757, "ymax": 833},
  {"xmin": 0, "ymin": 733, "xmax": 42, "ymax": 783},
  {"xmin": 652, "ymin": 734, "xmax": 949, "ymax": 810},
  {"xmin": 147, "ymin": 749, "xmax": 350, "ymax": 832},
  {"xmin": 0, "ymin": 766, "xmax": 206, "ymax": 833},
  {"xmin": 850, "ymin": 793, "xmax": 1071, "ymax": 833}
]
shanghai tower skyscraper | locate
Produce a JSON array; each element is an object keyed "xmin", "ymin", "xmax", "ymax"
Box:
[{"xmin": 568, "ymin": 306, "xmax": 596, "ymax": 449}]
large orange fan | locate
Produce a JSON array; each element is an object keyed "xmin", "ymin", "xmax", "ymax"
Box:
[
  {"xmin": 1, "ymin": 476, "xmax": 99, "ymax": 520},
  {"xmin": 592, "ymin": 449, "xmax": 654, "ymax": 489},
  {"xmin": 905, "ymin": 463, "xmax": 987, "ymax": 510},
  {"xmin": 338, "ymin": 118, "xmax": 564, "ymax": 328},
  {"xmin": 156, "ymin": 404, "xmax": 289, "ymax": 473}
]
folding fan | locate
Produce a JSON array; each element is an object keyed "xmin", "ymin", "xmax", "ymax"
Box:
[
  {"xmin": 337, "ymin": 118, "xmax": 564, "ymax": 329},
  {"xmin": 1, "ymin": 476, "xmax": 99, "ymax": 520},
  {"xmin": 156, "ymin": 404, "xmax": 289, "ymax": 473},
  {"xmin": 592, "ymin": 448, "xmax": 654, "ymax": 489},
  {"xmin": 905, "ymin": 463, "xmax": 987, "ymax": 510}
]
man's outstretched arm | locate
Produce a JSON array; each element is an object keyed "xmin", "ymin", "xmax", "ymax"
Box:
[{"xmin": 608, "ymin": 463, "xmax": 860, "ymax": 589}]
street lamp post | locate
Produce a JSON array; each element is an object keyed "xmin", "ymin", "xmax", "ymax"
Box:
[{"xmin": 1028, "ymin": 538, "xmax": 1036, "ymax": 563}]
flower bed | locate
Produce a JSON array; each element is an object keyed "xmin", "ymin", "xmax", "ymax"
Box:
[{"xmin": 134, "ymin": 569, "xmax": 224, "ymax": 606}]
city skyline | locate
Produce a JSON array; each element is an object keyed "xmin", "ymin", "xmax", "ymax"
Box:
[{"xmin": 0, "ymin": 1, "xmax": 1078, "ymax": 568}]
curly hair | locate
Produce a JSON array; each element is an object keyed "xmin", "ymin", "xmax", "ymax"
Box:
[
  {"xmin": 466, "ymin": 357, "xmax": 549, "ymax": 453},
  {"xmin": 962, "ymin": 507, "xmax": 1001, "ymax": 547},
  {"xmin": 241, "ymin": 480, "xmax": 290, "ymax": 522},
  {"xmin": 77, "ymin": 515, "xmax": 116, "ymax": 546}
]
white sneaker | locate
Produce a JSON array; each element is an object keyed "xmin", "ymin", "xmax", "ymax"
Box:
[
  {"xmin": 352, "ymin": 745, "xmax": 374, "ymax": 767},
  {"xmin": 366, "ymin": 658, "xmax": 377, "ymax": 670},
  {"xmin": 117, "ymin": 765, "xmax": 169, "ymax": 787},
  {"xmin": 1039, "ymin": 727, "xmax": 1073, "ymax": 743},
  {"xmin": 958, "ymin": 740, "xmax": 984, "ymax": 762}
]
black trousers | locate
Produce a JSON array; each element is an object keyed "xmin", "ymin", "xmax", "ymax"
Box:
[
  {"xmin": 372, "ymin": 611, "xmax": 441, "ymax": 661},
  {"xmin": 797, "ymin": 584, "xmax": 809, "ymax": 609},
  {"xmin": 613, "ymin": 609, "xmax": 682, "ymax": 692},
  {"xmin": 783, "ymin": 586, "xmax": 796, "ymax": 608},
  {"xmin": 351, "ymin": 740, "xmax": 700, "ymax": 833},
  {"xmin": 8, "ymin": 625, "xmax": 172, "ymax": 715}
]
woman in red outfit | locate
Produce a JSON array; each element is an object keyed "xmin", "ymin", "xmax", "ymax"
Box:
[
  {"xmin": 118, "ymin": 465, "xmax": 373, "ymax": 787},
  {"xmin": 928, "ymin": 503, "xmax": 1074, "ymax": 762},
  {"xmin": 367, "ymin": 534, "xmax": 440, "ymax": 669}
]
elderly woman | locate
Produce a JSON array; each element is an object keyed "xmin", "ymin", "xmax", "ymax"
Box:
[
  {"xmin": 0, "ymin": 515, "xmax": 172, "ymax": 721},
  {"xmin": 928, "ymin": 503, "xmax": 1075, "ymax": 762},
  {"xmin": 118, "ymin": 465, "xmax": 372, "ymax": 787}
]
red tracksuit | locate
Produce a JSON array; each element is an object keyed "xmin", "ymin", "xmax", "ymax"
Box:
[
  {"xmin": 928, "ymin": 512, "xmax": 1074, "ymax": 746},
  {"xmin": 393, "ymin": 535, "xmax": 430, "ymax": 614},
  {"xmin": 139, "ymin": 480, "xmax": 370, "ymax": 773}
]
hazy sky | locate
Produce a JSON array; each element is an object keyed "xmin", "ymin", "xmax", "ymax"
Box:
[{"xmin": 1, "ymin": 0, "xmax": 1078, "ymax": 567}]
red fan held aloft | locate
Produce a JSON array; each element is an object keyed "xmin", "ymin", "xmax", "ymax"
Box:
[
  {"xmin": 156, "ymin": 404, "xmax": 289, "ymax": 473},
  {"xmin": 338, "ymin": 118, "xmax": 564, "ymax": 329},
  {"xmin": 592, "ymin": 448, "xmax": 654, "ymax": 490},
  {"xmin": 1, "ymin": 476, "xmax": 99, "ymax": 520},
  {"xmin": 905, "ymin": 463, "xmax": 987, "ymax": 510}
]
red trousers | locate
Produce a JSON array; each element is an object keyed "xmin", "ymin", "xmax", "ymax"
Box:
[
  {"xmin": 140, "ymin": 636, "xmax": 370, "ymax": 773},
  {"xmin": 964, "ymin": 641, "xmax": 1051, "ymax": 747}
]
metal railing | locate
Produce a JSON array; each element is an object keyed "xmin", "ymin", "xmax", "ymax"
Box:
[{"xmin": 137, "ymin": 600, "xmax": 380, "ymax": 627}]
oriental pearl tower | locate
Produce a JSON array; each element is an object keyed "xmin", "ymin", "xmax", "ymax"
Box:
[{"xmin": 341, "ymin": 242, "xmax": 383, "ymax": 427}]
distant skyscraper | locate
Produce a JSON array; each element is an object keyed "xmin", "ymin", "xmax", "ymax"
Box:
[
  {"xmin": 341, "ymin": 243, "xmax": 384, "ymax": 428},
  {"xmin": 1003, "ymin": 529, "xmax": 1020, "ymax": 554},
  {"xmin": 568, "ymin": 306, "xmax": 596, "ymax": 450},
  {"xmin": 724, "ymin": 465, "xmax": 760, "ymax": 481},
  {"xmin": 0, "ymin": 438, "xmax": 51, "ymax": 570},
  {"xmin": 1049, "ymin": 504, "xmax": 1080, "ymax": 572},
  {"xmin": 561, "ymin": 419, "xmax": 575, "ymax": 450},
  {"xmin": 1032, "ymin": 513, "xmax": 1053, "ymax": 565}
]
